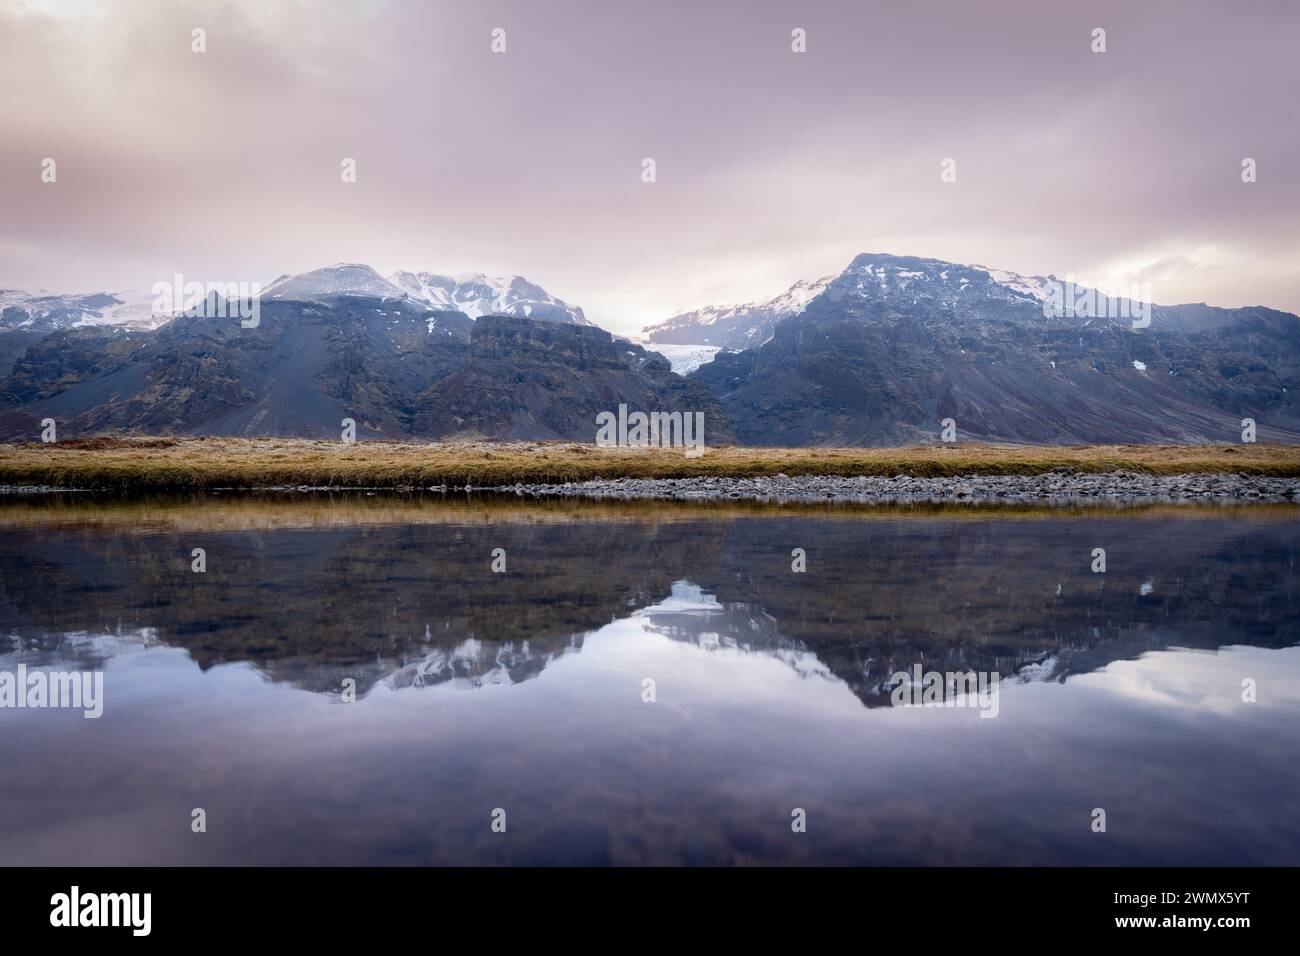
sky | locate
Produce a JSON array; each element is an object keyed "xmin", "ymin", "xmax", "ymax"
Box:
[{"xmin": 2, "ymin": 0, "xmax": 1297, "ymax": 336}]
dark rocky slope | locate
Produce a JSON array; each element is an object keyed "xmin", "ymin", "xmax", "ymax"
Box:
[
  {"xmin": 0, "ymin": 300, "xmax": 723, "ymax": 443},
  {"xmin": 0, "ymin": 296, "xmax": 472, "ymax": 440},
  {"xmin": 414, "ymin": 315, "xmax": 730, "ymax": 442}
]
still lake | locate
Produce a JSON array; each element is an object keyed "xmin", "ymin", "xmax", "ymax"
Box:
[{"xmin": 1, "ymin": 493, "xmax": 1298, "ymax": 865}]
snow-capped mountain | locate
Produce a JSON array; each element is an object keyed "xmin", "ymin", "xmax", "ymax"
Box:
[
  {"xmin": 3, "ymin": 250, "xmax": 1300, "ymax": 445},
  {"xmin": 261, "ymin": 263, "xmax": 407, "ymax": 302},
  {"xmin": 691, "ymin": 251, "xmax": 1300, "ymax": 445},
  {"xmin": 820, "ymin": 255, "xmax": 1069, "ymax": 312},
  {"xmin": 257, "ymin": 263, "xmax": 592, "ymax": 325},
  {"xmin": 389, "ymin": 271, "xmax": 591, "ymax": 325},
  {"xmin": 0, "ymin": 289, "xmax": 161, "ymax": 332},
  {"xmin": 815, "ymin": 254, "xmax": 1179, "ymax": 332},
  {"xmin": 642, "ymin": 276, "xmax": 833, "ymax": 350},
  {"xmin": 644, "ymin": 256, "xmax": 1168, "ymax": 356}
]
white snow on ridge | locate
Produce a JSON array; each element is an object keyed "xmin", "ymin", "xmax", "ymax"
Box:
[
  {"xmin": 75, "ymin": 291, "xmax": 161, "ymax": 328},
  {"xmin": 976, "ymin": 266, "xmax": 1056, "ymax": 301},
  {"xmin": 0, "ymin": 288, "xmax": 163, "ymax": 331},
  {"xmin": 772, "ymin": 275, "xmax": 834, "ymax": 312},
  {"xmin": 643, "ymin": 254, "xmax": 1137, "ymax": 353},
  {"xmin": 390, "ymin": 270, "xmax": 590, "ymax": 325},
  {"xmin": 643, "ymin": 275, "xmax": 833, "ymax": 349},
  {"xmin": 256, "ymin": 264, "xmax": 591, "ymax": 325},
  {"xmin": 5, "ymin": 263, "xmax": 595, "ymax": 332},
  {"xmin": 262, "ymin": 263, "xmax": 405, "ymax": 301}
]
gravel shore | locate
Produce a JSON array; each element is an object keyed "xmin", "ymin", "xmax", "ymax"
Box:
[
  {"xmin": 495, "ymin": 470, "xmax": 1300, "ymax": 504},
  {"xmin": 5, "ymin": 470, "xmax": 1299, "ymax": 503}
]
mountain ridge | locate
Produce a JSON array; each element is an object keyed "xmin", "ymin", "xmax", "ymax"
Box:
[
  {"xmin": 0, "ymin": 297, "xmax": 715, "ymax": 443},
  {"xmin": 690, "ymin": 252, "xmax": 1300, "ymax": 445},
  {"xmin": 3, "ymin": 251, "xmax": 1298, "ymax": 446},
  {"xmin": 642, "ymin": 275, "xmax": 833, "ymax": 350}
]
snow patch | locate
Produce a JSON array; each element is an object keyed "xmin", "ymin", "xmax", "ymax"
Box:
[
  {"xmin": 649, "ymin": 343, "xmax": 723, "ymax": 375},
  {"xmin": 389, "ymin": 270, "xmax": 589, "ymax": 325}
]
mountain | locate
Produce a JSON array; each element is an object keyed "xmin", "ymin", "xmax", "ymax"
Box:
[
  {"xmin": 0, "ymin": 289, "xmax": 161, "ymax": 333},
  {"xmin": 0, "ymin": 299, "xmax": 719, "ymax": 443},
  {"xmin": 4, "ymin": 252, "xmax": 1299, "ymax": 446},
  {"xmin": 4, "ymin": 263, "xmax": 591, "ymax": 329},
  {"xmin": 0, "ymin": 296, "xmax": 472, "ymax": 440},
  {"xmin": 260, "ymin": 264, "xmax": 591, "ymax": 324},
  {"xmin": 413, "ymin": 315, "xmax": 729, "ymax": 442},
  {"xmin": 0, "ymin": 290, "xmax": 159, "ymax": 380},
  {"xmin": 691, "ymin": 253, "xmax": 1300, "ymax": 445},
  {"xmin": 0, "ymin": 261, "xmax": 715, "ymax": 443},
  {"xmin": 642, "ymin": 276, "xmax": 833, "ymax": 350},
  {"xmin": 261, "ymin": 263, "xmax": 407, "ymax": 303},
  {"xmin": 390, "ymin": 271, "xmax": 591, "ymax": 325}
]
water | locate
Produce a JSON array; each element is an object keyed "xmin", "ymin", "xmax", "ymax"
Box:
[{"xmin": 2, "ymin": 494, "xmax": 1298, "ymax": 865}]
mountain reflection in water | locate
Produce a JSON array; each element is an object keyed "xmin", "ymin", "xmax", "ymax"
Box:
[{"xmin": 1, "ymin": 494, "xmax": 1298, "ymax": 865}]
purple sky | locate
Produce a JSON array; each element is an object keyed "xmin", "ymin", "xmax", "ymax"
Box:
[{"xmin": 2, "ymin": 0, "xmax": 1297, "ymax": 335}]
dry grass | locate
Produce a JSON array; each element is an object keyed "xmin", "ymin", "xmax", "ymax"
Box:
[{"xmin": 1, "ymin": 436, "xmax": 1298, "ymax": 491}]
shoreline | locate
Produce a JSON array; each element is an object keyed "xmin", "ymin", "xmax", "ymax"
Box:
[
  {"xmin": 491, "ymin": 471, "xmax": 1300, "ymax": 504},
  {"xmin": 3, "ymin": 469, "xmax": 1299, "ymax": 503}
]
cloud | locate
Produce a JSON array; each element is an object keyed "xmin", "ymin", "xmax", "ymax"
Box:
[{"xmin": 1, "ymin": 0, "xmax": 1297, "ymax": 332}]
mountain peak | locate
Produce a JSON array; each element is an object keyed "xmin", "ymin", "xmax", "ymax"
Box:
[
  {"xmin": 388, "ymin": 271, "xmax": 590, "ymax": 325},
  {"xmin": 262, "ymin": 263, "xmax": 405, "ymax": 302},
  {"xmin": 642, "ymin": 251, "xmax": 1162, "ymax": 359},
  {"xmin": 642, "ymin": 275, "xmax": 835, "ymax": 351},
  {"xmin": 828, "ymin": 253, "xmax": 1072, "ymax": 309}
]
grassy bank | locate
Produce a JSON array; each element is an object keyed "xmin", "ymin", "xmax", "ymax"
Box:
[{"xmin": 2, "ymin": 437, "xmax": 1299, "ymax": 490}]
